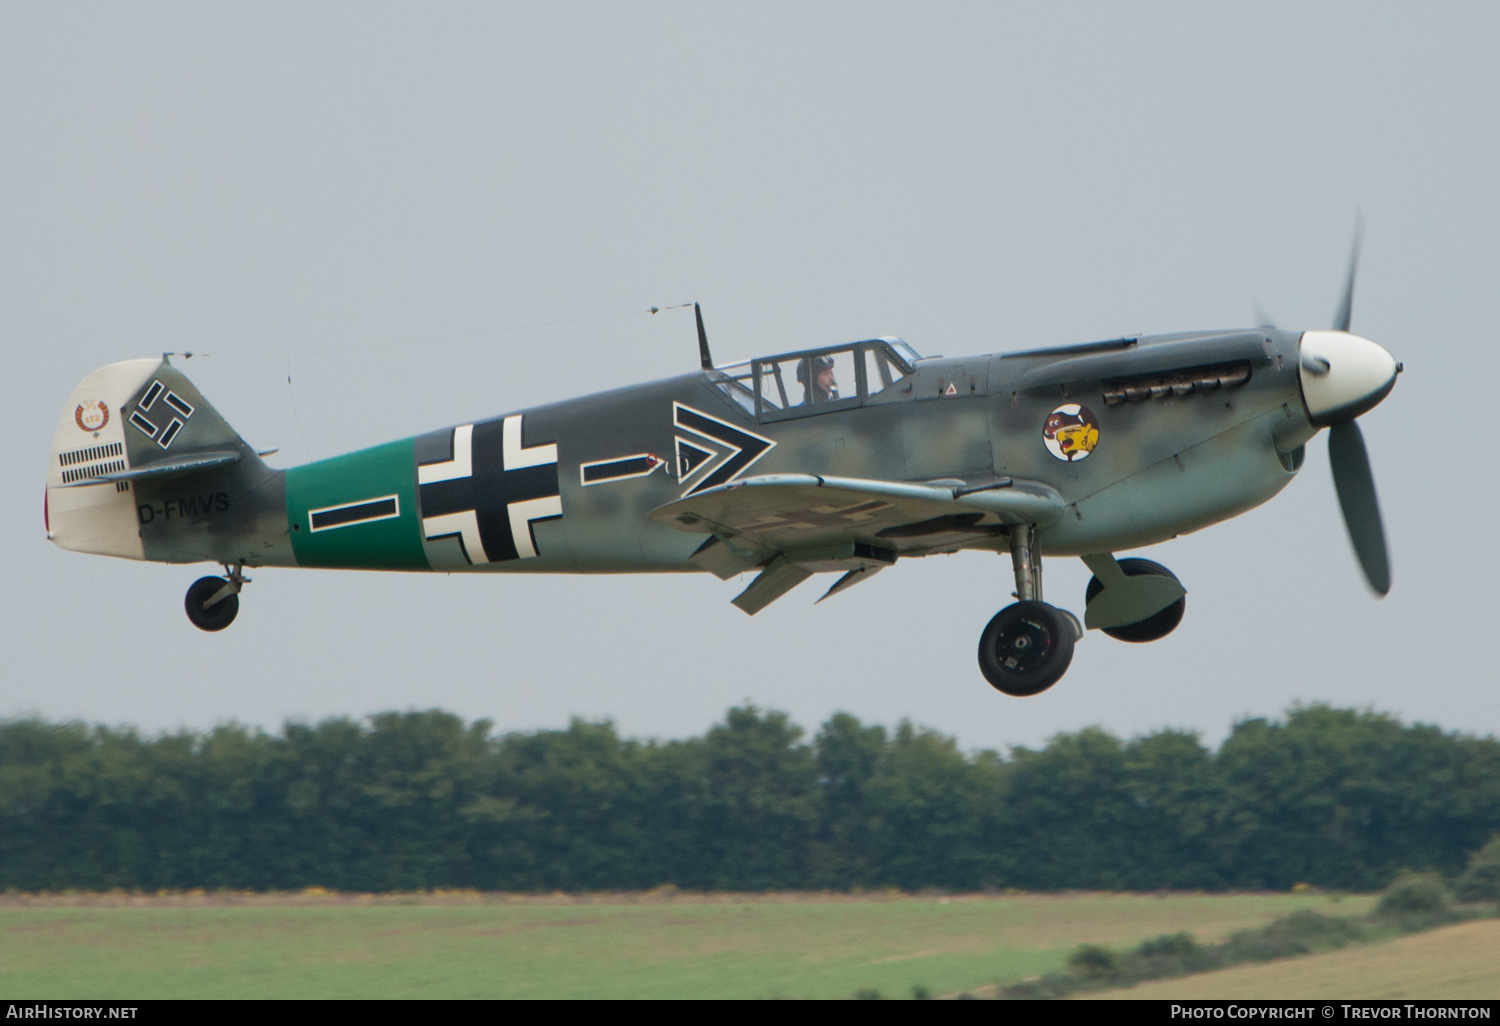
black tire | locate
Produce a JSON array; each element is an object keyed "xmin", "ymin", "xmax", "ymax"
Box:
[
  {"xmin": 977, "ymin": 601, "xmax": 1076, "ymax": 697},
  {"xmin": 185, "ymin": 576, "xmax": 239, "ymax": 632},
  {"xmin": 1084, "ymin": 558, "xmax": 1184, "ymax": 643}
]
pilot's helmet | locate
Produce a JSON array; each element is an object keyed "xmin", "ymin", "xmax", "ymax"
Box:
[{"xmin": 797, "ymin": 356, "xmax": 835, "ymax": 384}]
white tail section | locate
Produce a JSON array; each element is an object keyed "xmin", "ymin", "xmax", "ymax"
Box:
[{"xmin": 46, "ymin": 359, "xmax": 160, "ymax": 559}]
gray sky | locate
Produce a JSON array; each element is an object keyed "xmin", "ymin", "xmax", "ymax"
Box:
[{"xmin": 4, "ymin": 1, "xmax": 1497, "ymax": 752}]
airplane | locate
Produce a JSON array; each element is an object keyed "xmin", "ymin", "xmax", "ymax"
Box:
[{"xmin": 43, "ymin": 230, "xmax": 1398, "ymax": 697}]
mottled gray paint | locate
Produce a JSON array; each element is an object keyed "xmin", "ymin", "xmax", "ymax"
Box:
[
  {"xmin": 114, "ymin": 328, "xmax": 1322, "ymax": 596},
  {"xmin": 126, "ymin": 360, "xmax": 290, "ymax": 567}
]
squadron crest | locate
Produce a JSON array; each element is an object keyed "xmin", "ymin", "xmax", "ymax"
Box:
[{"xmin": 74, "ymin": 400, "xmax": 109, "ymax": 434}]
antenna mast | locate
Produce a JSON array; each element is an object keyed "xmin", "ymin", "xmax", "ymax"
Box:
[{"xmin": 694, "ymin": 302, "xmax": 713, "ymax": 370}]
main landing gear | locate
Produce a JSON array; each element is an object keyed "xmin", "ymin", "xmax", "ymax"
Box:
[
  {"xmin": 978, "ymin": 525, "xmax": 1081, "ymax": 697},
  {"xmin": 1083, "ymin": 558, "xmax": 1185, "ymax": 643},
  {"xmin": 185, "ymin": 563, "xmax": 247, "ymax": 632},
  {"xmin": 977, "ymin": 531, "xmax": 1187, "ymax": 697}
]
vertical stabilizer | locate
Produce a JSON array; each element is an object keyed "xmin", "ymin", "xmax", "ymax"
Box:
[
  {"xmin": 46, "ymin": 359, "xmax": 159, "ymax": 559},
  {"xmin": 46, "ymin": 358, "xmax": 285, "ymax": 565}
]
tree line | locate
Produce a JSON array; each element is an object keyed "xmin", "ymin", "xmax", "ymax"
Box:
[{"xmin": 1, "ymin": 704, "xmax": 1497, "ymax": 893}]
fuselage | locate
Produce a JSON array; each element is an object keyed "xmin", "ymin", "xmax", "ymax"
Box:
[{"xmin": 54, "ymin": 327, "xmax": 1328, "ymax": 575}]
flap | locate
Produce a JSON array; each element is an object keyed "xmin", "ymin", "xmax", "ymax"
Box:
[{"xmin": 650, "ymin": 473, "xmax": 1065, "ymax": 555}]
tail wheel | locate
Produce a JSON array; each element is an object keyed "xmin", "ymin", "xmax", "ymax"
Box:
[
  {"xmin": 978, "ymin": 601, "xmax": 1075, "ymax": 697},
  {"xmin": 185, "ymin": 576, "xmax": 239, "ymax": 632},
  {"xmin": 1084, "ymin": 558, "xmax": 1185, "ymax": 643}
]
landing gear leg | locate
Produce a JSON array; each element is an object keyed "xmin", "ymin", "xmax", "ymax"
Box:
[
  {"xmin": 185, "ymin": 562, "xmax": 248, "ymax": 632},
  {"xmin": 1011, "ymin": 523, "xmax": 1042, "ymax": 602},
  {"xmin": 977, "ymin": 526, "xmax": 1078, "ymax": 697}
]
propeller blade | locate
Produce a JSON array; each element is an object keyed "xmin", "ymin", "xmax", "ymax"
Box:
[
  {"xmin": 1328, "ymin": 419, "xmax": 1390, "ymax": 596},
  {"xmin": 1252, "ymin": 301, "xmax": 1278, "ymax": 330},
  {"xmin": 1332, "ymin": 210, "xmax": 1365, "ymax": 333},
  {"xmin": 1301, "ymin": 354, "xmax": 1330, "ymax": 376}
]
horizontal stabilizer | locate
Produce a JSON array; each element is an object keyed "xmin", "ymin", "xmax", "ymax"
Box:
[{"xmin": 57, "ymin": 450, "xmax": 240, "ymax": 487}]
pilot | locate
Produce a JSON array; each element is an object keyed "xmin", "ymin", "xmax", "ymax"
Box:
[{"xmin": 797, "ymin": 356, "xmax": 839, "ymax": 403}]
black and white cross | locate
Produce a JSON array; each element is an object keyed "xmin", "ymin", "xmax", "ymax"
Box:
[{"xmin": 417, "ymin": 415, "xmax": 562, "ymax": 564}]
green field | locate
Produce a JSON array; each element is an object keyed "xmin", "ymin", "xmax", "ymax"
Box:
[
  {"xmin": 0, "ymin": 891, "xmax": 1372, "ymax": 999},
  {"xmin": 1100, "ymin": 919, "xmax": 1500, "ymax": 1000}
]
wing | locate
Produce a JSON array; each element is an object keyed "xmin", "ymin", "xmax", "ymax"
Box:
[{"xmin": 648, "ymin": 473, "xmax": 1065, "ymax": 613}]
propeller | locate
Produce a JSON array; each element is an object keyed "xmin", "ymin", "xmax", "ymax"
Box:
[
  {"xmin": 1331, "ymin": 210, "xmax": 1365, "ymax": 334},
  {"xmin": 1328, "ymin": 420, "xmax": 1390, "ymax": 595},
  {"xmin": 1317, "ymin": 211, "xmax": 1391, "ymax": 597}
]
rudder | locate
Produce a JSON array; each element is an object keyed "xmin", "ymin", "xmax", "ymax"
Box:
[{"xmin": 46, "ymin": 357, "xmax": 286, "ymax": 565}]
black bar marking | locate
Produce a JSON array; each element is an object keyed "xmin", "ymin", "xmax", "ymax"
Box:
[
  {"xmin": 139, "ymin": 381, "xmax": 164, "ymax": 411},
  {"xmin": 164, "ymin": 391, "xmax": 194, "ymax": 417},
  {"xmin": 309, "ymin": 496, "xmax": 400, "ymax": 532},
  {"xmin": 157, "ymin": 418, "xmax": 184, "ymax": 448},
  {"xmin": 60, "ymin": 460, "xmax": 127, "ymax": 484},
  {"xmin": 130, "ymin": 412, "xmax": 159, "ymax": 438},
  {"xmin": 59, "ymin": 442, "xmax": 123, "ymax": 467}
]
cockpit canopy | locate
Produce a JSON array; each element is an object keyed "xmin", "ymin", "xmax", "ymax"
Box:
[{"xmin": 711, "ymin": 337, "xmax": 921, "ymax": 422}]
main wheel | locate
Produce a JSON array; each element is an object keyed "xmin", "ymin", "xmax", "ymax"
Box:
[
  {"xmin": 1084, "ymin": 558, "xmax": 1184, "ymax": 643},
  {"xmin": 977, "ymin": 601, "xmax": 1076, "ymax": 697},
  {"xmin": 185, "ymin": 576, "xmax": 239, "ymax": 632}
]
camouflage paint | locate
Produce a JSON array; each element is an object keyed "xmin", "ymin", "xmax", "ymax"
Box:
[
  {"xmin": 285, "ymin": 439, "xmax": 428, "ymax": 570},
  {"xmin": 54, "ymin": 330, "xmax": 1332, "ymax": 581},
  {"xmin": 983, "ymin": 328, "xmax": 1316, "ymax": 555}
]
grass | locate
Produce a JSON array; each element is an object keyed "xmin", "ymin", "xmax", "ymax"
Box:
[
  {"xmin": 0, "ymin": 890, "xmax": 1371, "ymax": 999},
  {"xmin": 1097, "ymin": 919, "xmax": 1500, "ymax": 1000},
  {"xmin": 985, "ymin": 875, "xmax": 1495, "ymax": 1000}
]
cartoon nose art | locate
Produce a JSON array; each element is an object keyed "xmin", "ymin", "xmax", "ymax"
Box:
[{"xmin": 1043, "ymin": 404, "xmax": 1100, "ymax": 462}]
